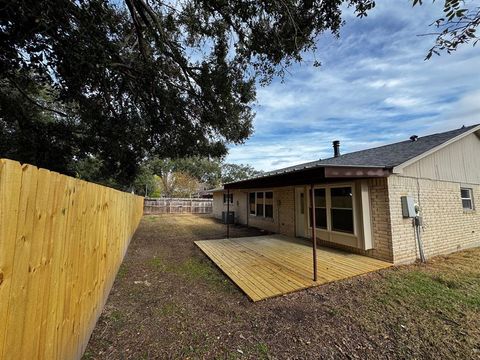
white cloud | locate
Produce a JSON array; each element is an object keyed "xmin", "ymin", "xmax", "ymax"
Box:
[
  {"xmin": 225, "ymin": 0, "xmax": 480, "ymax": 171},
  {"xmin": 384, "ymin": 96, "xmax": 424, "ymax": 108}
]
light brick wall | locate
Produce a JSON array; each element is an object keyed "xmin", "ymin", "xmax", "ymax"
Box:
[
  {"xmin": 247, "ymin": 187, "xmax": 295, "ymax": 236},
  {"xmin": 388, "ymin": 174, "xmax": 480, "ymax": 264},
  {"xmin": 367, "ymin": 178, "xmax": 394, "ymax": 261}
]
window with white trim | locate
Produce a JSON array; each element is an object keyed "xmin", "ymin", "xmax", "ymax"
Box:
[
  {"xmin": 330, "ymin": 187, "xmax": 354, "ymax": 233},
  {"xmin": 249, "ymin": 192, "xmax": 256, "ymax": 214},
  {"xmin": 223, "ymin": 193, "xmax": 233, "ymax": 204},
  {"xmin": 461, "ymin": 188, "xmax": 474, "ymax": 210},
  {"xmin": 309, "ymin": 185, "xmax": 355, "ymax": 234},
  {"xmin": 309, "ymin": 188, "xmax": 327, "ymax": 229},
  {"xmin": 256, "ymin": 192, "xmax": 264, "ymax": 216},
  {"xmin": 249, "ymin": 191, "xmax": 273, "ymax": 218}
]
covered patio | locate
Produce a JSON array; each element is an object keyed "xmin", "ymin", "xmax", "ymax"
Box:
[{"xmin": 195, "ymin": 234, "xmax": 392, "ymax": 301}]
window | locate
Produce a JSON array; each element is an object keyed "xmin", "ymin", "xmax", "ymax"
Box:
[
  {"xmin": 461, "ymin": 188, "xmax": 474, "ymax": 210},
  {"xmin": 223, "ymin": 193, "xmax": 233, "ymax": 204},
  {"xmin": 249, "ymin": 192, "xmax": 256, "ymax": 214},
  {"xmin": 308, "ymin": 186, "xmax": 355, "ymax": 234},
  {"xmin": 265, "ymin": 192, "xmax": 274, "ymax": 218},
  {"xmin": 249, "ymin": 191, "xmax": 273, "ymax": 218},
  {"xmin": 309, "ymin": 188, "xmax": 327, "ymax": 229},
  {"xmin": 330, "ymin": 187, "xmax": 354, "ymax": 233},
  {"xmin": 256, "ymin": 192, "xmax": 264, "ymax": 216}
]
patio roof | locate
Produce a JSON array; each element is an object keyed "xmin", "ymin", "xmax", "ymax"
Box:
[
  {"xmin": 224, "ymin": 165, "xmax": 390, "ymax": 189},
  {"xmin": 195, "ymin": 235, "xmax": 392, "ymax": 301}
]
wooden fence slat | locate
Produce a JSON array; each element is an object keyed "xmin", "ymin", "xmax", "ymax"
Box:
[
  {"xmin": 0, "ymin": 160, "xmax": 23, "ymax": 359},
  {"xmin": 37, "ymin": 171, "xmax": 62, "ymax": 358},
  {"xmin": 3, "ymin": 164, "xmax": 39, "ymax": 357},
  {"xmin": 22, "ymin": 168, "xmax": 52, "ymax": 358},
  {"xmin": 0, "ymin": 159, "xmax": 143, "ymax": 360}
]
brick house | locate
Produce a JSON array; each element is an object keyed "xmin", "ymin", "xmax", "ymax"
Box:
[{"xmin": 212, "ymin": 124, "xmax": 480, "ymax": 265}]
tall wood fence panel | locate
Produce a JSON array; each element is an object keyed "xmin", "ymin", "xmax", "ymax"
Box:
[
  {"xmin": 0, "ymin": 159, "xmax": 144, "ymax": 360},
  {"xmin": 144, "ymin": 197, "xmax": 213, "ymax": 214}
]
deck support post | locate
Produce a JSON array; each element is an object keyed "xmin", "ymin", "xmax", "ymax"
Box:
[
  {"xmin": 311, "ymin": 184, "xmax": 318, "ymax": 282},
  {"xmin": 226, "ymin": 188, "xmax": 230, "ymax": 238}
]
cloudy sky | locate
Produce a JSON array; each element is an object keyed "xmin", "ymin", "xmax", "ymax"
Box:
[{"xmin": 225, "ymin": 0, "xmax": 480, "ymax": 171}]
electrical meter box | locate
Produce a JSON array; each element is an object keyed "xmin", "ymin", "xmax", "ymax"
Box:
[{"xmin": 401, "ymin": 196, "xmax": 416, "ymax": 218}]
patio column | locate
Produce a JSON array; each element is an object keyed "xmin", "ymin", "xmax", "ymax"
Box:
[
  {"xmin": 311, "ymin": 184, "xmax": 318, "ymax": 282},
  {"xmin": 226, "ymin": 188, "xmax": 230, "ymax": 238}
]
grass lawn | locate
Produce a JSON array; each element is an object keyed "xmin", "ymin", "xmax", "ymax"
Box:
[{"xmin": 84, "ymin": 214, "xmax": 480, "ymax": 359}]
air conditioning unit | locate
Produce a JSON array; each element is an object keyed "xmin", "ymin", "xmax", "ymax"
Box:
[{"xmin": 222, "ymin": 211, "xmax": 235, "ymax": 224}]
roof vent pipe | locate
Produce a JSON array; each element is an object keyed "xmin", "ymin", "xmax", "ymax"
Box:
[
  {"xmin": 410, "ymin": 135, "xmax": 419, "ymax": 142},
  {"xmin": 333, "ymin": 140, "xmax": 340, "ymax": 157}
]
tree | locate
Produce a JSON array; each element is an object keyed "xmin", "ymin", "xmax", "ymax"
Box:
[
  {"xmin": 131, "ymin": 164, "xmax": 158, "ymax": 196},
  {"xmin": 154, "ymin": 171, "xmax": 199, "ymax": 197},
  {"xmin": 172, "ymin": 172, "xmax": 200, "ymax": 198},
  {"xmin": 0, "ymin": 79, "xmax": 79, "ymax": 175},
  {"xmin": 221, "ymin": 163, "xmax": 263, "ymax": 184},
  {"xmin": 414, "ymin": 0, "xmax": 479, "ymax": 59},
  {"xmin": 167, "ymin": 157, "xmax": 222, "ymax": 188},
  {"xmin": 1, "ymin": 0, "xmax": 375, "ymax": 187}
]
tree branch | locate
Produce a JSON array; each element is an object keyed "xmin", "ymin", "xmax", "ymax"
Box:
[{"xmin": 7, "ymin": 77, "xmax": 69, "ymax": 117}]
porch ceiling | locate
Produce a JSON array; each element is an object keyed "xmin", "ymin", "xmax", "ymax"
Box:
[
  {"xmin": 195, "ymin": 235, "xmax": 392, "ymax": 302},
  {"xmin": 224, "ymin": 166, "xmax": 390, "ymax": 189}
]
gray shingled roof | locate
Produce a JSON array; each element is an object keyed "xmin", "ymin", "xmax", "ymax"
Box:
[{"xmin": 254, "ymin": 124, "xmax": 479, "ymax": 179}]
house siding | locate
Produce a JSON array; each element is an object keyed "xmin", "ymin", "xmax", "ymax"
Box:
[
  {"xmin": 212, "ymin": 190, "xmax": 247, "ymax": 223},
  {"xmin": 214, "ymin": 188, "xmax": 296, "ymax": 236},
  {"xmin": 388, "ymin": 174, "xmax": 480, "ymax": 264},
  {"xmin": 401, "ymin": 132, "xmax": 480, "ymax": 183}
]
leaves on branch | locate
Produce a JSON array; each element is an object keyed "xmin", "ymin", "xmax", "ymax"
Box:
[{"xmin": 414, "ymin": 0, "xmax": 480, "ymax": 60}]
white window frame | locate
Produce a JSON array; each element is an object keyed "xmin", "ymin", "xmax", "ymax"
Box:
[
  {"xmin": 308, "ymin": 187, "xmax": 328, "ymax": 230},
  {"xmin": 249, "ymin": 190, "xmax": 274, "ymax": 218},
  {"xmin": 308, "ymin": 183, "xmax": 356, "ymax": 236},
  {"xmin": 223, "ymin": 193, "xmax": 233, "ymax": 204},
  {"xmin": 461, "ymin": 187, "xmax": 474, "ymax": 211}
]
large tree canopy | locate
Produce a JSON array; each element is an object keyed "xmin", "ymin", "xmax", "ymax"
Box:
[
  {"xmin": 0, "ymin": 0, "xmax": 374, "ymax": 187},
  {"xmin": 1, "ymin": 0, "xmax": 476, "ymax": 189}
]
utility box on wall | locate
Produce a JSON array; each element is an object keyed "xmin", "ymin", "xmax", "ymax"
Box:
[{"xmin": 401, "ymin": 196, "xmax": 416, "ymax": 218}]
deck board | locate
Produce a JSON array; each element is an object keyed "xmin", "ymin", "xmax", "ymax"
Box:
[{"xmin": 195, "ymin": 234, "xmax": 392, "ymax": 302}]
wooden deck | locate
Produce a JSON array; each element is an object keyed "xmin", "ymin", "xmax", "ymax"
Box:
[{"xmin": 195, "ymin": 235, "xmax": 392, "ymax": 301}]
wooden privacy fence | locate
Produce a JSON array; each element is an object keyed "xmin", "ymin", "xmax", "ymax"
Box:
[
  {"xmin": 0, "ymin": 159, "xmax": 144, "ymax": 360},
  {"xmin": 144, "ymin": 197, "xmax": 213, "ymax": 214}
]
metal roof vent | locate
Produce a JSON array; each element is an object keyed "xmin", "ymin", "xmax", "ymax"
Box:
[{"xmin": 410, "ymin": 135, "xmax": 419, "ymax": 142}]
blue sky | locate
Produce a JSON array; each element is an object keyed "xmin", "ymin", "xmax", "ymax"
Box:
[{"xmin": 225, "ymin": 0, "xmax": 480, "ymax": 171}]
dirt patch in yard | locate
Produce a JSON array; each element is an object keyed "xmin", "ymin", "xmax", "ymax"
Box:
[{"xmin": 84, "ymin": 215, "xmax": 480, "ymax": 359}]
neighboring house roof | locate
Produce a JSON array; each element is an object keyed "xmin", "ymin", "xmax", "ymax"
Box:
[
  {"xmin": 224, "ymin": 124, "xmax": 480, "ymax": 188},
  {"xmin": 209, "ymin": 187, "xmax": 225, "ymax": 193}
]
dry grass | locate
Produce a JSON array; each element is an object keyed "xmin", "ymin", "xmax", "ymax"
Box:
[{"xmin": 84, "ymin": 214, "xmax": 480, "ymax": 359}]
